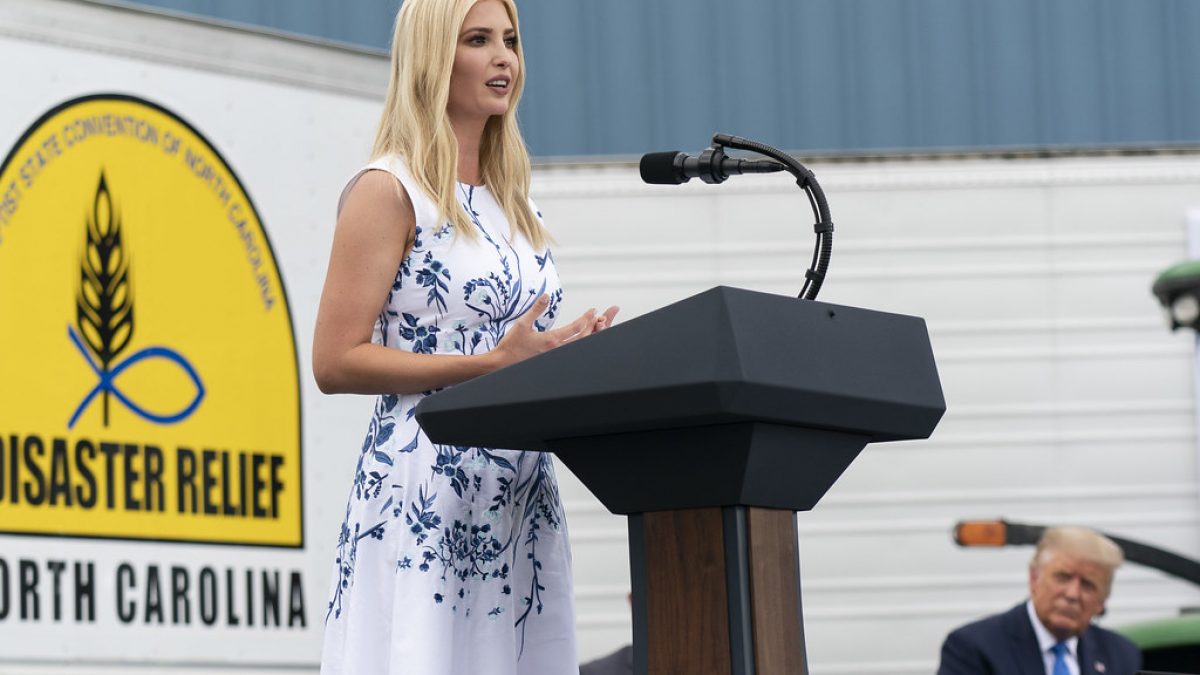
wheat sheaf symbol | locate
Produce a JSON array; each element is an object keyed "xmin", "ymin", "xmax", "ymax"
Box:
[
  {"xmin": 76, "ymin": 172, "xmax": 134, "ymax": 425},
  {"xmin": 67, "ymin": 171, "xmax": 206, "ymax": 429}
]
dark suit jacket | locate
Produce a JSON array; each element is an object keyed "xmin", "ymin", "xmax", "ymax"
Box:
[
  {"xmin": 937, "ymin": 603, "xmax": 1142, "ymax": 675},
  {"xmin": 580, "ymin": 645, "xmax": 632, "ymax": 675}
]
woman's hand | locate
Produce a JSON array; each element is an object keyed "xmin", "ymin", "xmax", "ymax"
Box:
[
  {"xmin": 591, "ymin": 305, "xmax": 620, "ymax": 332},
  {"xmin": 489, "ymin": 297, "xmax": 621, "ymax": 370}
]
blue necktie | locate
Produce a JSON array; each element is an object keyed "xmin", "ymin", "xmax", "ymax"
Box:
[{"xmin": 1051, "ymin": 642, "xmax": 1071, "ymax": 675}]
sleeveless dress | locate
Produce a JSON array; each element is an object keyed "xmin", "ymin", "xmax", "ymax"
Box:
[{"xmin": 320, "ymin": 156, "xmax": 578, "ymax": 675}]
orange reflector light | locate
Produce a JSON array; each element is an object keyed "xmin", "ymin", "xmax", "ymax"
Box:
[{"xmin": 955, "ymin": 520, "xmax": 1007, "ymax": 547}]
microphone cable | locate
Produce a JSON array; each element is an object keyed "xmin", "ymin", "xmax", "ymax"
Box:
[{"xmin": 710, "ymin": 134, "xmax": 833, "ymax": 301}]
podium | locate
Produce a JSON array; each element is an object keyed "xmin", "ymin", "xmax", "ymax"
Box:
[{"xmin": 416, "ymin": 286, "xmax": 945, "ymax": 674}]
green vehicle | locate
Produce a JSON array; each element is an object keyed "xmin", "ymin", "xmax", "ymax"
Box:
[{"xmin": 954, "ymin": 519, "xmax": 1200, "ymax": 672}]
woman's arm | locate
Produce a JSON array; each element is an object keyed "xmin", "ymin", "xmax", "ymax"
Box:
[{"xmin": 312, "ymin": 170, "xmax": 609, "ymax": 396}]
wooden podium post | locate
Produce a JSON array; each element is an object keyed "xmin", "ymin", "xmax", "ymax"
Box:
[{"xmin": 631, "ymin": 507, "xmax": 806, "ymax": 675}]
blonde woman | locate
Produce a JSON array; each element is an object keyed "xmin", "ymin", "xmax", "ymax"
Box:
[{"xmin": 313, "ymin": 0, "xmax": 617, "ymax": 672}]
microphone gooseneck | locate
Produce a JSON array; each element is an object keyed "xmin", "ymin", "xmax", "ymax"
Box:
[{"xmin": 638, "ymin": 134, "xmax": 833, "ymax": 301}]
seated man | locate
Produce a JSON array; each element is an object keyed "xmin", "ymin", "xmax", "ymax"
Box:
[{"xmin": 938, "ymin": 526, "xmax": 1142, "ymax": 675}]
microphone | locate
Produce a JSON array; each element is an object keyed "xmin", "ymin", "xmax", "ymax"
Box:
[
  {"xmin": 639, "ymin": 146, "xmax": 785, "ymax": 185},
  {"xmin": 641, "ymin": 132, "xmax": 834, "ymax": 300}
]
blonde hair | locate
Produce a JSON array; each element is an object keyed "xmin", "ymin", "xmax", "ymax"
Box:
[
  {"xmin": 372, "ymin": 0, "xmax": 547, "ymax": 249},
  {"xmin": 1029, "ymin": 526, "xmax": 1124, "ymax": 592}
]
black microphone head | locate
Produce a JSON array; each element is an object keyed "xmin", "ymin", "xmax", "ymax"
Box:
[{"xmin": 639, "ymin": 151, "xmax": 686, "ymax": 185}]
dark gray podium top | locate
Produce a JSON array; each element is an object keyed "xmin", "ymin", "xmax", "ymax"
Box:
[{"xmin": 416, "ymin": 286, "xmax": 945, "ymax": 451}]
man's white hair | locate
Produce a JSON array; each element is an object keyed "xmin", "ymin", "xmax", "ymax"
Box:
[{"xmin": 1029, "ymin": 526, "xmax": 1124, "ymax": 572}]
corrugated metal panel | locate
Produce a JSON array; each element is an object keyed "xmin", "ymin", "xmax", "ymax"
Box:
[
  {"xmin": 107, "ymin": 0, "xmax": 402, "ymax": 50},
  {"xmin": 112, "ymin": 0, "xmax": 1200, "ymax": 155}
]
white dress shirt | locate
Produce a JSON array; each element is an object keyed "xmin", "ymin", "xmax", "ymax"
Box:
[{"xmin": 1026, "ymin": 600, "xmax": 1081, "ymax": 675}]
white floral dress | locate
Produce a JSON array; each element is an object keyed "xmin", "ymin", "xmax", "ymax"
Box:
[{"xmin": 320, "ymin": 156, "xmax": 577, "ymax": 675}]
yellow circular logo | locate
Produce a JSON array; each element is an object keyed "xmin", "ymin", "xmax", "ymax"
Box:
[{"xmin": 0, "ymin": 95, "xmax": 302, "ymax": 547}]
